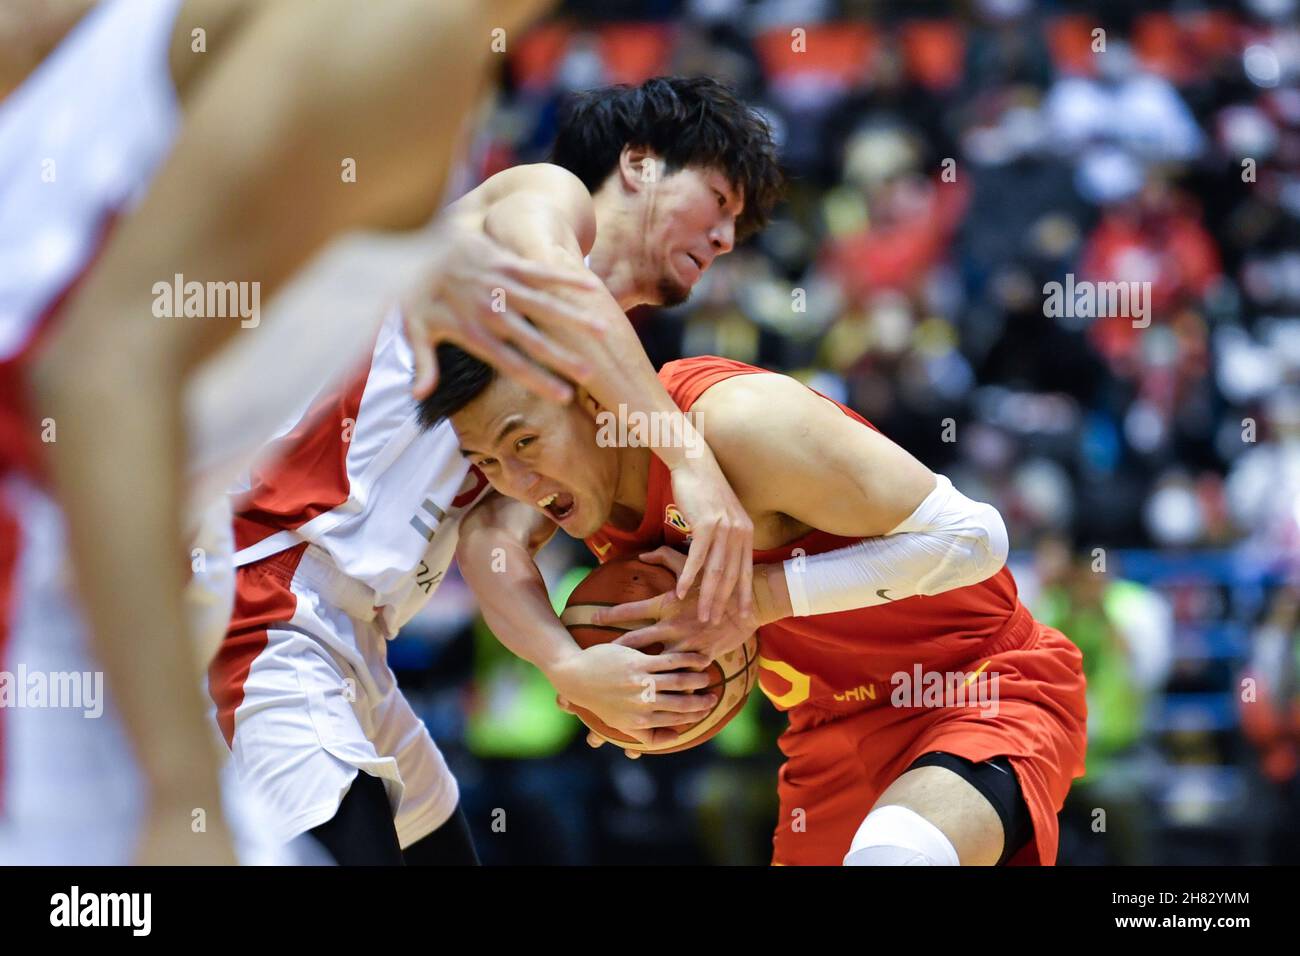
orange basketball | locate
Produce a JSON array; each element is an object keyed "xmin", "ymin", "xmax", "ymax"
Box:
[{"xmin": 560, "ymin": 556, "xmax": 759, "ymax": 754}]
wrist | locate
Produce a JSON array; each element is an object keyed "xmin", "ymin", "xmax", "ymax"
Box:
[
  {"xmin": 752, "ymin": 562, "xmax": 793, "ymax": 626},
  {"xmin": 654, "ymin": 410, "xmax": 706, "ymax": 471},
  {"xmin": 540, "ymin": 638, "xmax": 584, "ymax": 689},
  {"xmin": 655, "ymin": 425, "xmax": 692, "ymax": 471}
]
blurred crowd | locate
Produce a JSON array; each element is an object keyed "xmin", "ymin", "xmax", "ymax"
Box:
[{"xmin": 402, "ymin": 0, "xmax": 1300, "ymax": 865}]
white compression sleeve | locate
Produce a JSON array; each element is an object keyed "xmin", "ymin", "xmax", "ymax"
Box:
[{"xmin": 782, "ymin": 474, "xmax": 1009, "ymax": 617}]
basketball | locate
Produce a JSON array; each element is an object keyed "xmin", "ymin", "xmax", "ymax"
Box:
[{"xmin": 560, "ymin": 557, "xmax": 759, "ymax": 755}]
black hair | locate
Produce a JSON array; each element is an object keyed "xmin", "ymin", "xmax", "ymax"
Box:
[
  {"xmin": 417, "ymin": 344, "xmax": 496, "ymax": 430},
  {"xmin": 550, "ymin": 75, "xmax": 785, "ymax": 243}
]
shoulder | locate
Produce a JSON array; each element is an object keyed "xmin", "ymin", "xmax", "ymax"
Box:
[
  {"xmin": 478, "ymin": 163, "xmax": 593, "ymax": 211},
  {"xmin": 690, "ymin": 370, "xmax": 822, "ymax": 445}
]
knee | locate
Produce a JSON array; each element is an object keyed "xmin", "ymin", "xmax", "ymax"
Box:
[{"xmin": 842, "ymin": 804, "xmax": 960, "ymax": 866}]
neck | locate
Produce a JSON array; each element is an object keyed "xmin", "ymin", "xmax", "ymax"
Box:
[
  {"xmin": 605, "ymin": 444, "xmax": 653, "ymax": 532},
  {"xmin": 587, "ymin": 188, "xmax": 650, "ymax": 311}
]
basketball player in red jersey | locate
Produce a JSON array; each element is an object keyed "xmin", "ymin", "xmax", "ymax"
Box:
[{"xmin": 421, "ymin": 352, "xmax": 1088, "ymax": 866}]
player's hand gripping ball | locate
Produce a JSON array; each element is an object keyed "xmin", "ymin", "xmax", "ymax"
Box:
[{"xmin": 561, "ymin": 556, "xmax": 759, "ymax": 754}]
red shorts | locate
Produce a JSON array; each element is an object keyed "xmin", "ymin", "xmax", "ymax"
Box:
[{"xmin": 771, "ymin": 620, "xmax": 1088, "ymax": 866}]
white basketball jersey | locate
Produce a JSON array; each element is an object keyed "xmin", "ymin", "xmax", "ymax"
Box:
[{"xmin": 231, "ymin": 307, "xmax": 492, "ymax": 631}]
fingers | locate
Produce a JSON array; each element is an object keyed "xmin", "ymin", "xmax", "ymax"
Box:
[
  {"xmin": 612, "ymin": 621, "xmax": 706, "ymax": 655},
  {"xmin": 454, "ymin": 328, "xmax": 573, "ymax": 404},
  {"xmin": 695, "ymin": 525, "xmax": 728, "ymax": 623},
  {"xmin": 404, "ymin": 308, "xmax": 439, "ymax": 400},
  {"xmin": 650, "ymin": 651, "xmax": 712, "ymax": 672},
  {"xmin": 499, "ymin": 280, "xmax": 605, "ymax": 337},
  {"xmin": 646, "ymin": 728, "xmax": 687, "ymax": 748},
  {"xmin": 473, "ymin": 305, "xmax": 588, "ymax": 395},
  {"xmin": 649, "ymin": 670, "xmax": 715, "ymax": 693},
  {"xmin": 676, "ymin": 523, "xmax": 712, "ymax": 602},
  {"xmin": 648, "ymin": 692, "xmax": 718, "ymax": 716},
  {"xmin": 639, "ymin": 546, "xmax": 687, "ymax": 575},
  {"xmin": 738, "ymin": 525, "xmax": 755, "ymax": 619},
  {"xmin": 585, "ymin": 728, "xmax": 647, "ymax": 758},
  {"xmin": 644, "ymin": 709, "xmax": 705, "ymax": 726},
  {"xmin": 502, "ymin": 256, "xmax": 604, "ymax": 294},
  {"xmin": 708, "ymin": 519, "xmax": 748, "ymax": 625},
  {"xmin": 610, "ymin": 625, "xmax": 670, "ymax": 651},
  {"xmin": 498, "ymin": 310, "xmax": 592, "ymax": 385},
  {"xmin": 591, "ymin": 594, "xmax": 664, "ymax": 626}
]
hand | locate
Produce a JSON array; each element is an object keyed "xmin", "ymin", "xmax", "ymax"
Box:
[
  {"xmin": 401, "ymin": 224, "xmax": 606, "ymax": 401},
  {"xmin": 548, "ymin": 641, "xmax": 716, "ymax": 750},
  {"xmin": 558, "ymin": 705, "xmax": 642, "ymax": 759},
  {"xmin": 666, "ymin": 446, "xmax": 754, "ymax": 624},
  {"xmin": 593, "ymin": 547, "xmax": 760, "ymax": 659}
]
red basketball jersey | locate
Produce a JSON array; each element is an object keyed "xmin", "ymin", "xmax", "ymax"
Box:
[{"xmin": 584, "ymin": 355, "xmax": 1031, "ymax": 734}]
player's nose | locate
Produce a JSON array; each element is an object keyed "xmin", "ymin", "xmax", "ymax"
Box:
[{"xmin": 709, "ymin": 217, "xmax": 735, "ymax": 254}]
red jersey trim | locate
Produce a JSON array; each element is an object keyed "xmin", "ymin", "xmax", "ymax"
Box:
[
  {"xmin": 232, "ymin": 356, "xmax": 372, "ymax": 553},
  {"xmin": 209, "ymin": 543, "xmax": 307, "ymax": 746}
]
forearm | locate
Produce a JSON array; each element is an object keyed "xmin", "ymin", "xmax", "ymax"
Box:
[
  {"xmin": 756, "ymin": 476, "xmax": 1010, "ymax": 622},
  {"xmin": 456, "ymin": 521, "xmax": 578, "ymax": 675}
]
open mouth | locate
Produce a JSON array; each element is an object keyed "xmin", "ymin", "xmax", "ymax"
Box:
[{"xmin": 537, "ymin": 491, "xmax": 576, "ymax": 523}]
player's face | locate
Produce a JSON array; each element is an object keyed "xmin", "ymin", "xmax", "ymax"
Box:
[
  {"xmin": 451, "ymin": 378, "xmax": 617, "ymax": 538},
  {"xmin": 639, "ymin": 164, "xmax": 743, "ymax": 307}
]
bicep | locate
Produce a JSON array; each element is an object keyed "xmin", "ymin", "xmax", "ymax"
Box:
[{"xmin": 695, "ymin": 374, "xmax": 936, "ymax": 538}]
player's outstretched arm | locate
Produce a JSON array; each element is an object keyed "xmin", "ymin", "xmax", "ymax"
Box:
[
  {"xmin": 445, "ymin": 164, "xmax": 755, "ymax": 624},
  {"xmin": 455, "ymin": 492, "xmax": 716, "ymax": 745},
  {"xmin": 29, "ymin": 0, "xmax": 553, "ymax": 863},
  {"xmin": 597, "ymin": 372, "xmax": 1010, "ymax": 655}
]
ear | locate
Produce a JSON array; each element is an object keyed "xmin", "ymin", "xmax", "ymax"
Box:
[{"xmin": 618, "ymin": 145, "xmax": 660, "ymax": 193}]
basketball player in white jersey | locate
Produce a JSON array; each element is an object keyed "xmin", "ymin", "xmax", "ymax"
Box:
[
  {"xmin": 0, "ymin": 0, "xmax": 615, "ymax": 864},
  {"xmin": 212, "ymin": 77, "xmax": 785, "ymax": 863}
]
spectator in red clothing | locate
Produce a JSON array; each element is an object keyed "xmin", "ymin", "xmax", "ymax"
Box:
[{"xmin": 1079, "ymin": 177, "xmax": 1222, "ymax": 376}]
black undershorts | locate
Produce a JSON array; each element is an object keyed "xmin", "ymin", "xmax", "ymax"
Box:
[{"xmin": 905, "ymin": 750, "xmax": 1034, "ymax": 866}]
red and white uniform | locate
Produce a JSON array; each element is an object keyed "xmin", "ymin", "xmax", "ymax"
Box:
[
  {"xmin": 585, "ymin": 357, "xmax": 1089, "ymax": 866},
  {"xmin": 0, "ymin": 0, "xmax": 316, "ymax": 863},
  {"xmin": 210, "ymin": 307, "xmax": 491, "ymax": 845}
]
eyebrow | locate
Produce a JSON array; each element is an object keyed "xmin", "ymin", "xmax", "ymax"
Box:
[{"xmin": 459, "ymin": 414, "xmax": 526, "ymax": 459}]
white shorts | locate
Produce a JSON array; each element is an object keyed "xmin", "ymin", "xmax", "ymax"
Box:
[
  {"xmin": 0, "ymin": 478, "xmax": 312, "ymax": 864},
  {"xmin": 211, "ymin": 543, "xmax": 458, "ymax": 848}
]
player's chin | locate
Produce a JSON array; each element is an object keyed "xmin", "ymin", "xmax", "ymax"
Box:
[
  {"xmin": 570, "ymin": 504, "xmax": 609, "ymax": 540},
  {"xmin": 572, "ymin": 515, "xmax": 605, "ymax": 540},
  {"xmin": 655, "ymin": 275, "xmax": 693, "ymax": 309}
]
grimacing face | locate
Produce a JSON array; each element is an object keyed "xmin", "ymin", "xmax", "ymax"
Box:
[
  {"xmin": 451, "ymin": 376, "xmax": 620, "ymax": 539},
  {"xmin": 628, "ymin": 160, "xmax": 744, "ymax": 308}
]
